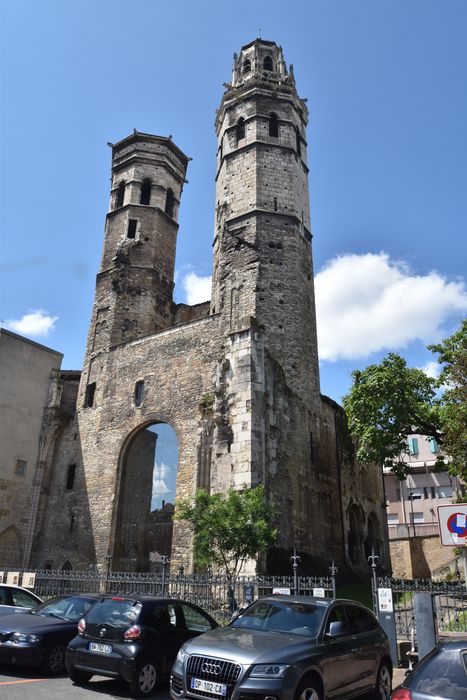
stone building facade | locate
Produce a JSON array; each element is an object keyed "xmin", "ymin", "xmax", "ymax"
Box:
[{"xmin": 5, "ymin": 40, "xmax": 389, "ymax": 576}]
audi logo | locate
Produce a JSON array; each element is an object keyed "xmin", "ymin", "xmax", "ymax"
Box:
[
  {"xmin": 99, "ymin": 627, "xmax": 107, "ymax": 637},
  {"xmin": 202, "ymin": 662, "xmax": 221, "ymax": 675}
]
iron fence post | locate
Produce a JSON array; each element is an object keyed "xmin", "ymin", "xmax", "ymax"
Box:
[
  {"xmin": 329, "ymin": 560, "xmax": 338, "ymax": 598},
  {"xmin": 290, "ymin": 548, "xmax": 300, "ymax": 595},
  {"xmin": 368, "ymin": 547, "xmax": 380, "ymax": 614},
  {"xmin": 161, "ymin": 555, "xmax": 170, "ymax": 595}
]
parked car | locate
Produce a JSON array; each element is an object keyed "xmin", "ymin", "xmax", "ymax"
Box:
[
  {"xmin": 170, "ymin": 594, "xmax": 393, "ymax": 700},
  {"xmin": 66, "ymin": 595, "xmax": 218, "ymax": 697},
  {"xmin": 0, "ymin": 593, "xmax": 99, "ymax": 673},
  {"xmin": 0, "ymin": 584, "xmax": 42, "ymax": 615},
  {"xmin": 391, "ymin": 640, "xmax": 467, "ymax": 700}
]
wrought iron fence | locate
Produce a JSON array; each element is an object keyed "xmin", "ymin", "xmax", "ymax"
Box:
[
  {"xmin": 377, "ymin": 576, "xmax": 467, "ymax": 638},
  {"xmin": 1, "ymin": 569, "xmax": 334, "ymax": 623}
]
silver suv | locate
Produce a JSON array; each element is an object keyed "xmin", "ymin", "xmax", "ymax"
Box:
[{"xmin": 170, "ymin": 595, "xmax": 392, "ymax": 700}]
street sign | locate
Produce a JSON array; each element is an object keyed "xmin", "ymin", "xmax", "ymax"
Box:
[{"xmin": 438, "ymin": 504, "xmax": 467, "ymax": 546}]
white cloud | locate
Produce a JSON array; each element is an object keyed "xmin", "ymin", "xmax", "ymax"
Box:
[
  {"xmin": 182, "ymin": 272, "xmax": 211, "ymax": 305},
  {"xmin": 419, "ymin": 361, "xmax": 441, "ymax": 379},
  {"xmin": 315, "ymin": 252, "xmax": 467, "ymax": 362},
  {"xmin": 5, "ymin": 309, "xmax": 58, "ymax": 337}
]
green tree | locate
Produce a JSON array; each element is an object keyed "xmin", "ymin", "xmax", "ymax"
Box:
[
  {"xmin": 343, "ymin": 320, "xmax": 467, "ymax": 480},
  {"xmin": 175, "ymin": 485, "xmax": 278, "ymax": 586},
  {"xmin": 428, "ymin": 319, "xmax": 467, "ymax": 478}
]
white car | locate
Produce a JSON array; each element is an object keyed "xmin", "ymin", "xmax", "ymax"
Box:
[{"xmin": 0, "ymin": 584, "xmax": 42, "ymax": 616}]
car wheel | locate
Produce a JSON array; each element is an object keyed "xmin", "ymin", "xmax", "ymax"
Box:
[
  {"xmin": 69, "ymin": 667, "xmax": 92, "ymax": 684},
  {"xmin": 41, "ymin": 643, "xmax": 66, "ymax": 674},
  {"xmin": 129, "ymin": 659, "xmax": 159, "ymax": 697},
  {"xmin": 295, "ymin": 678, "xmax": 322, "ymax": 700},
  {"xmin": 374, "ymin": 661, "xmax": 392, "ymax": 700}
]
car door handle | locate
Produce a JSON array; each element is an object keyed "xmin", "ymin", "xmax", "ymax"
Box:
[{"xmin": 351, "ymin": 648, "xmax": 359, "ymax": 654}]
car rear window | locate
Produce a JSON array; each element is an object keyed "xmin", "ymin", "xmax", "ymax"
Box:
[
  {"xmin": 407, "ymin": 646, "xmax": 467, "ymax": 700},
  {"xmin": 231, "ymin": 600, "xmax": 325, "ymax": 636},
  {"xmin": 85, "ymin": 599, "xmax": 142, "ymax": 628}
]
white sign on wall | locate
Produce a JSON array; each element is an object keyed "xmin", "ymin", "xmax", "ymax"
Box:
[
  {"xmin": 6, "ymin": 572, "xmax": 20, "ymax": 586},
  {"xmin": 438, "ymin": 504, "xmax": 467, "ymax": 546},
  {"xmin": 22, "ymin": 573, "xmax": 36, "ymax": 589},
  {"xmin": 378, "ymin": 588, "xmax": 394, "ymax": 613},
  {"xmin": 313, "ymin": 587, "xmax": 325, "ymax": 598}
]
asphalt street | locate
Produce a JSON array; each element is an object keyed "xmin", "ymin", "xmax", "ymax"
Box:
[{"xmin": 0, "ymin": 666, "xmax": 407, "ymax": 699}]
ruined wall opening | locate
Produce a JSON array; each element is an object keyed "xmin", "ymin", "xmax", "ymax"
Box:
[{"xmin": 113, "ymin": 422, "xmax": 179, "ymax": 572}]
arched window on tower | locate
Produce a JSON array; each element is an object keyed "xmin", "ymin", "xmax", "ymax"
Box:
[
  {"xmin": 165, "ymin": 188, "xmax": 175, "ymax": 218},
  {"xmin": 263, "ymin": 56, "xmax": 273, "ymax": 72},
  {"xmin": 140, "ymin": 178, "xmax": 152, "ymax": 205},
  {"xmin": 295, "ymin": 127, "xmax": 301, "ymax": 156},
  {"xmin": 269, "ymin": 112, "xmax": 279, "ymax": 138},
  {"xmin": 242, "ymin": 58, "xmax": 251, "ymax": 74},
  {"xmin": 116, "ymin": 181, "xmax": 126, "ymax": 209},
  {"xmin": 134, "ymin": 380, "xmax": 145, "ymax": 407},
  {"xmin": 236, "ymin": 117, "xmax": 245, "ymax": 143}
]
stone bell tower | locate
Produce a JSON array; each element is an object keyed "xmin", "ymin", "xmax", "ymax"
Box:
[{"xmin": 211, "ymin": 39, "xmax": 320, "ymax": 407}]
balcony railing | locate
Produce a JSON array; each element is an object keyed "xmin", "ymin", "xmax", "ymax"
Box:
[{"xmin": 388, "ymin": 523, "xmax": 440, "ymax": 539}]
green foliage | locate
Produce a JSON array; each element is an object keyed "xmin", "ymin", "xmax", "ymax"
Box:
[
  {"xmin": 175, "ymin": 485, "xmax": 278, "ymax": 583},
  {"xmin": 428, "ymin": 320, "xmax": 467, "ymax": 480},
  {"xmin": 343, "ymin": 320, "xmax": 466, "ymax": 480},
  {"xmin": 343, "ymin": 353, "xmax": 440, "ymax": 478}
]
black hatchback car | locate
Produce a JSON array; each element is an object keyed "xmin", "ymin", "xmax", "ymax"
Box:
[
  {"xmin": 170, "ymin": 595, "xmax": 392, "ymax": 700},
  {"xmin": 0, "ymin": 593, "xmax": 99, "ymax": 673},
  {"xmin": 66, "ymin": 596, "xmax": 218, "ymax": 697}
]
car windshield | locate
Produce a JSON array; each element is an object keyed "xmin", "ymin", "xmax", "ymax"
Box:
[
  {"xmin": 231, "ymin": 600, "xmax": 325, "ymax": 636},
  {"xmin": 30, "ymin": 596, "xmax": 95, "ymax": 621},
  {"xmin": 407, "ymin": 646, "xmax": 467, "ymax": 700},
  {"xmin": 85, "ymin": 598, "xmax": 142, "ymax": 629}
]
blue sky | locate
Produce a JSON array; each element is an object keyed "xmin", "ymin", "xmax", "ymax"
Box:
[{"xmin": 1, "ymin": 0, "xmax": 466, "ymax": 403}]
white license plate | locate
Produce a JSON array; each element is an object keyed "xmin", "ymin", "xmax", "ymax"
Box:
[
  {"xmin": 191, "ymin": 677, "xmax": 227, "ymax": 696},
  {"xmin": 88, "ymin": 641, "xmax": 112, "ymax": 654}
]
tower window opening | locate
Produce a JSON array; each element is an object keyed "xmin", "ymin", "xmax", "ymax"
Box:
[
  {"xmin": 274, "ymin": 197, "xmax": 278, "ymax": 211},
  {"xmin": 116, "ymin": 181, "xmax": 126, "ymax": 208},
  {"xmin": 236, "ymin": 117, "xmax": 245, "ymax": 142},
  {"xmin": 140, "ymin": 178, "xmax": 152, "ymax": 205},
  {"xmin": 263, "ymin": 56, "xmax": 273, "ymax": 71},
  {"xmin": 242, "ymin": 58, "xmax": 251, "ymax": 74},
  {"xmin": 127, "ymin": 219, "xmax": 138, "ymax": 239},
  {"xmin": 295, "ymin": 128, "xmax": 301, "ymax": 156},
  {"xmin": 84, "ymin": 382, "xmax": 96, "ymax": 407},
  {"xmin": 66, "ymin": 464, "xmax": 76, "ymax": 490},
  {"xmin": 269, "ymin": 112, "xmax": 279, "ymax": 137},
  {"xmin": 134, "ymin": 380, "xmax": 145, "ymax": 407},
  {"xmin": 165, "ymin": 188, "xmax": 175, "ymax": 218}
]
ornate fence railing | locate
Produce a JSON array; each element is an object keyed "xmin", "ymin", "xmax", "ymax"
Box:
[
  {"xmin": 377, "ymin": 576, "xmax": 467, "ymax": 638},
  {"xmin": 1, "ymin": 569, "xmax": 334, "ymax": 623}
]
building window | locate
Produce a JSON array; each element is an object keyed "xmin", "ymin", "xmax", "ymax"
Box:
[
  {"xmin": 242, "ymin": 58, "xmax": 251, "ymax": 74},
  {"xmin": 165, "ymin": 188, "xmax": 175, "ymax": 218},
  {"xmin": 66, "ymin": 464, "xmax": 76, "ymax": 490},
  {"xmin": 15, "ymin": 459, "xmax": 27, "ymax": 476},
  {"xmin": 84, "ymin": 382, "xmax": 96, "ymax": 407},
  {"xmin": 269, "ymin": 112, "xmax": 279, "ymax": 137},
  {"xmin": 236, "ymin": 117, "xmax": 245, "ymax": 142},
  {"xmin": 263, "ymin": 56, "xmax": 273, "ymax": 71},
  {"xmin": 140, "ymin": 178, "xmax": 152, "ymax": 205},
  {"xmin": 116, "ymin": 181, "xmax": 126, "ymax": 208},
  {"xmin": 134, "ymin": 380, "xmax": 145, "ymax": 407},
  {"xmin": 127, "ymin": 219, "xmax": 137, "ymax": 239},
  {"xmin": 295, "ymin": 128, "xmax": 301, "ymax": 156},
  {"xmin": 409, "ymin": 489, "xmax": 423, "ymax": 500},
  {"xmin": 387, "ymin": 513, "xmax": 399, "ymax": 525},
  {"xmin": 439, "ymin": 486, "xmax": 453, "ymax": 499},
  {"xmin": 429, "ymin": 437, "xmax": 440, "ymax": 453},
  {"xmin": 408, "ymin": 437, "xmax": 419, "ymax": 455},
  {"xmin": 410, "ymin": 512, "xmax": 425, "ymax": 524}
]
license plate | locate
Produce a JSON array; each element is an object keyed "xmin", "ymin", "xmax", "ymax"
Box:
[
  {"xmin": 191, "ymin": 677, "xmax": 227, "ymax": 696},
  {"xmin": 88, "ymin": 641, "xmax": 112, "ymax": 654}
]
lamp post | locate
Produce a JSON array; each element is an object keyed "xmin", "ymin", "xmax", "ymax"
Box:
[
  {"xmin": 408, "ymin": 492, "xmax": 416, "ymax": 538},
  {"xmin": 290, "ymin": 548, "xmax": 301, "ymax": 595},
  {"xmin": 368, "ymin": 547, "xmax": 380, "ymax": 614},
  {"xmin": 161, "ymin": 554, "xmax": 170, "ymax": 595}
]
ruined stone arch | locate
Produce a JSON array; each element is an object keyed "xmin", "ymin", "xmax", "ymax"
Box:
[
  {"xmin": 347, "ymin": 503, "xmax": 365, "ymax": 566},
  {"xmin": 112, "ymin": 417, "xmax": 179, "ymax": 572},
  {"xmin": 364, "ymin": 511, "xmax": 382, "ymax": 559},
  {"xmin": 0, "ymin": 525, "xmax": 23, "ymax": 568}
]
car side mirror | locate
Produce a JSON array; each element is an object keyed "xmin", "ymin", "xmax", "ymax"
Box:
[{"xmin": 326, "ymin": 620, "xmax": 349, "ymax": 637}]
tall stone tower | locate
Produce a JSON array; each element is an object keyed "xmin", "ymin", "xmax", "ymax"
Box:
[
  {"xmin": 29, "ymin": 39, "xmax": 389, "ymax": 577},
  {"xmin": 212, "ymin": 40, "xmax": 320, "ymax": 406}
]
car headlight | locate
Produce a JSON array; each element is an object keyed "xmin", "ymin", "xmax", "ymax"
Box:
[
  {"xmin": 176, "ymin": 646, "xmax": 188, "ymax": 664},
  {"xmin": 11, "ymin": 633, "xmax": 41, "ymax": 644},
  {"xmin": 250, "ymin": 664, "xmax": 289, "ymax": 678}
]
